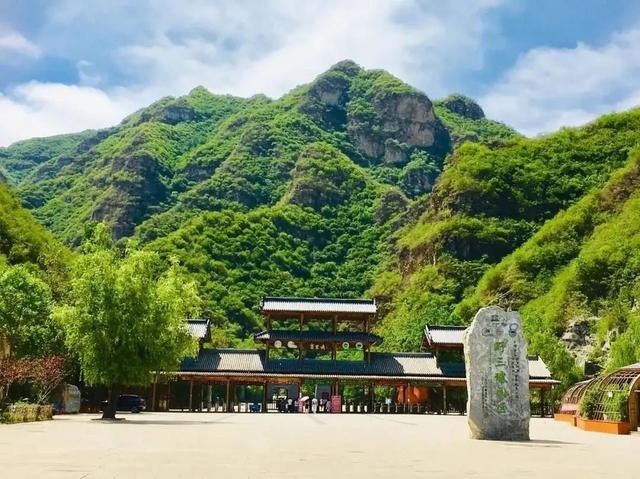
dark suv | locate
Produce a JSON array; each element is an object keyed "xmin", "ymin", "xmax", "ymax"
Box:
[{"xmin": 101, "ymin": 394, "xmax": 146, "ymax": 413}]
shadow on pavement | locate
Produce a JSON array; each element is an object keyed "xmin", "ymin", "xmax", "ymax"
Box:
[{"xmin": 502, "ymin": 439, "xmax": 579, "ymax": 447}]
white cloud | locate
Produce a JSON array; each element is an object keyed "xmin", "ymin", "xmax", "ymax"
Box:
[
  {"xmin": 0, "ymin": 0, "xmax": 505, "ymax": 145},
  {"xmin": 482, "ymin": 27, "xmax": 640, "ymax": 136},
  {"xmin": 76, "ymin": 60, "xmax": 102, "ymax": 86},
  {"xmin": 0, "ymin": 28, "xmax": 40, "ymax": 59},
  {"xmin": 0, "ymin": 82, "xmax": 135, "ymax": 146},
  {"xmin": 114, "ymin": 0, "xmax": 504, "ymax": 99}
]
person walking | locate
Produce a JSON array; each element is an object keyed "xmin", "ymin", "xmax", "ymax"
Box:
[{"xmin": 311, "ymin": 396, "xmax": 318, "ymax": 413}]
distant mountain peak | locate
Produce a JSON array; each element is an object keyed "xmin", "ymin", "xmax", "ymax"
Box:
[
  {"xmin": 437, "ymin": 93, "xmax": 485, "ymax": 120},
  {"xmin": 326, "ymin": 59, "xmax": 363, "ymax": 76}
]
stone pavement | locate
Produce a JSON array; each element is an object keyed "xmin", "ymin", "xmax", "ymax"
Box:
[{"xmin": 0, "ymin": 412, "xmax": 636, "ymax": 478}]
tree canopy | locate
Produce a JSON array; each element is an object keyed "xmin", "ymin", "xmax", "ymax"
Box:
[
  {"xmin": 0, "ymin": 264, "xmax": 59, "ymax": 359},
  {"xmin": 56, "ymin": 234, "xmax": 201, "ymax": 417}
]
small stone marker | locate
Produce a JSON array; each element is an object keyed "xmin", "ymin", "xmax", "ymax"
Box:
[{"xmin": 464, "ymin": 306, "xmax": 530, "ymax": 441}]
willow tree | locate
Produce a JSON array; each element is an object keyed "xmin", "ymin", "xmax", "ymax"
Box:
[
  {"xmin": 0, "ymin": 264, "xmax": 59, "ymax": 358},
  {"xmin": 56, "ymin": 239, "xmax": 200, "ymax": 419}
]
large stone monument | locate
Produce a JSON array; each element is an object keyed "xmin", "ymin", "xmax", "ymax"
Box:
[{"xmin": 464, "ymin": 306, "xmax": 530, "ymax": 440}]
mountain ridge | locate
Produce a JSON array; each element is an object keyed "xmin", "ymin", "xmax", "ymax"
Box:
[{"xmin": 4, "ymin": 61, "xmax": 640, "ymax": 383}]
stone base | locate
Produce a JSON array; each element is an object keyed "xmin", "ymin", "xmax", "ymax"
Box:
[{"xmin": 469, "ymin": 417, "xmax": 530, "ymax": 441}]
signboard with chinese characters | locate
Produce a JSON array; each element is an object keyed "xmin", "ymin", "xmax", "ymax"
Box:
[
  {"xmin": 330, "ymin": 395, "xmax": 342, "ymax": 413},
  {"xmin": 464, "ymin": 306, "xmax": 530, "ymax": 441},
  {"xmin": 307, "ymin": 343, "xmax": 331, "ymax": 352}
]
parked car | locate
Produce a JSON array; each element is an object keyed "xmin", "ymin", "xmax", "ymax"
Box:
[{"xmin": 100, "ymin": 394, "xmax": 146, "ymax": 413}]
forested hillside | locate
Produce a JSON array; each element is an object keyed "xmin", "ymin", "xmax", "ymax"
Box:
[
  {"xmin": 456, "ymin": 147, "xmax": 640, "ymax": 381},
  {"xmin": 0, "ymin": 180, "xmax": 70, "ymax": 289},
  {"xmin": 0, "ymin": 61, "xmax": 515, "ymax": 246},
  {"xmin": 0, "ymin": 60, "xmax": 514, "ymax": 344},
  {"xmin": 374, "ymin": 109, "xmax": 640, "ymax": 386},
  {"xmin": 2, "ymin": 61, "xmax": 640, "ymax": 383},
  {"xmin": 0, "ymin": 181, "xmax": 72, "ymax": 358}
]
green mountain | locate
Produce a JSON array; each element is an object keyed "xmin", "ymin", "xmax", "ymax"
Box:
[
  {"xmin": 456, "ymin": 147, "xmax": 640, "ymax": 382},
  {"xmin": 8, "ymin": 61, "xmax": 640, "ymax": 382},
  {"xmin": 0, "ymin": 61, "xmax": 516, "ymax": 344},
  {"xmin": 373, "ymin": 109, "xmax": 640, "ymax": 386},
  {"xmin": 0, "ymin": 61, "xmax": 515, "ymax": 244},
  {"xmin": 0, "ymin": 180, "xmax": 71, "ymax": 295}
]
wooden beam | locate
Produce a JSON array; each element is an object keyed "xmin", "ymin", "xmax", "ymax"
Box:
[
  {"xmin": 368, "ymin": 381, "xmax": 374, "ymax": 413},
  {"xmin": 298, "ymin": 314, "xmax": 304, "ymax": 361},
  {"xmin": 167, "ymin": 379, "xmax": 171, "ymax": 412},
  {"xmin": 442, "ymin": 385, "xmax": 447, "ymax": 415},
  {"xmin": 262, "ymin": 381, "xmax": 268, "ymax": 413},
  {"xmin": 225, "ymin": 379, "xmax": 231, "ymax": 413},
  {"xmin": 151, "ymin": 373, "xmax": 158, "ymax": 412},
  {"xmin": 189, "ymin": 380, "xmax": 194, "ymax": 412}
]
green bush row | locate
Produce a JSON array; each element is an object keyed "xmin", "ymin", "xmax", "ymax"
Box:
[{"xmin": 1, "ymin": 403, "xmax": 53, "ymax": 424}]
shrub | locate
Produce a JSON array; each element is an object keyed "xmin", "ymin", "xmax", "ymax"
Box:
[
  {"xmin": 579, "ymin": 389, "xmax": 599, "ymax": 419},
  {"xmin": 1, "ymin": 403, "xmax": 53, "ymax": 424},
  {"xmin": 601, "ymin": 385, "xmax": 629, "ymax": 422},
  {"xmin": 578, "ymin": 385, "xmax": 629, "ymax": 422}
]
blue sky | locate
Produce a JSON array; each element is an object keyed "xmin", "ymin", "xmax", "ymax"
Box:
[{"xmin": 1, "ymin": 0, "xmax": 640, "ymax": 145}]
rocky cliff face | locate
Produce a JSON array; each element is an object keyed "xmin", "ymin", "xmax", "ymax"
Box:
[
  {"xmin": 90, "ymin": 151, "xmax": 170, "ymax": 238},
  {"xmin": 0, "ymin": 60, "xmax": 511, "ymax": 246},
  {"xmin": 348, "ymin": 91, "xmax": 450, "ymax": 166}
]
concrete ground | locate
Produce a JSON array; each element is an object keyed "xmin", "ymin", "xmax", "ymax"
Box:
[{"xmin": 0, "ymin": 412, "xmax": 636, "ymax": 479}]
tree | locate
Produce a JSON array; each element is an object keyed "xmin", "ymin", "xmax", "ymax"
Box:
[
  {"xmin": 29, "ymin": 356, "xmax": 67, "ymax": 405},
  {"xmin": 0, "ymin": 264, "xmax": 59, "ymax": 358},
  {"xmin": 56, "ymin": 237, "xmax": 201, "ymax": 419},
  {"xmin": 0, "ymin": 358, "xmax": 30, "ymax": 405}
]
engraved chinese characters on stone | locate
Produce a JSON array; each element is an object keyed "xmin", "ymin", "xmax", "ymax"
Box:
[{"xmin": 464, "ymin": 306, "xmax": 530, "ymax": 441}]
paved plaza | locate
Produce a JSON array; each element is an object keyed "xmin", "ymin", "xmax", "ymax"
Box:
[{"xmin": 0, "ymin": 412, "xmax": 636, "ymax": 478}]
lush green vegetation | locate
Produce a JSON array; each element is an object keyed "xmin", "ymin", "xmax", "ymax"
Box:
[
  {"xmin": 0, "ymin": 61, "xmax": 508, "ymax": 342},
  {"xmin": 433, "ymin": 94, "xmax": 518, "ymax": 147},
  {"xmin": 148, "ymin": 142, "xmax": 389, "ymax": 343},
  {"xmin": 3, "ymin": 60, "xmax": 640, "ymax": 394},
  {"xmin": 374, "ymin": 109, "xmax": 640, "ymax": 387},
  {"xmin": 457, "ymin": 150, "xmax": 640, "ymax": 378},
  {"xmin": 56, "ymin": 226, "xmax": 201, "ymax": 418}
]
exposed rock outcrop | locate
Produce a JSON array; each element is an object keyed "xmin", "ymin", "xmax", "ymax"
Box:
[
  {"xmin": 439, "ymin": 94, "xmax": 485, "ymax": 120},
  {"xmin": 561, "ymin": 316, "xmax": 597, "ymax": 366},
  {"xmin": 348, "ymin": 91, "xmax": 448, "ymax": 163},
  {"xmin": 299, "ymin": 60, "xmax": 361, "ymax": 130},
  {"xmin": 374, "ymin": 189, "xmax": 409, "ymax": 224},
  {"xmin": 91, "ymin": 152, "xmax": 169, "ymax": 238}
]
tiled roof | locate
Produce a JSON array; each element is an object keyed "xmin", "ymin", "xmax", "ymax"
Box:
[
  {"xmin": 180, "ymin": 349, "xmax": 555, "ymax": 382},
  {"xmin": 424, "ymin": 325, "xmax": 466, "ymax": 347},
  {"xmin": 261, "ymin": 296, "xmax": 377, "ymax": 314},
  {"xmin": 186, "ymin": 319, "xmax": 210, "ymax": 340},
  {"xmin": 527, "ymin": 355, "xmax": 553, "ymax": 379},
  {"xmin": 253, "ymin": 330, "xmax": 382, "ymax": 345}
]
